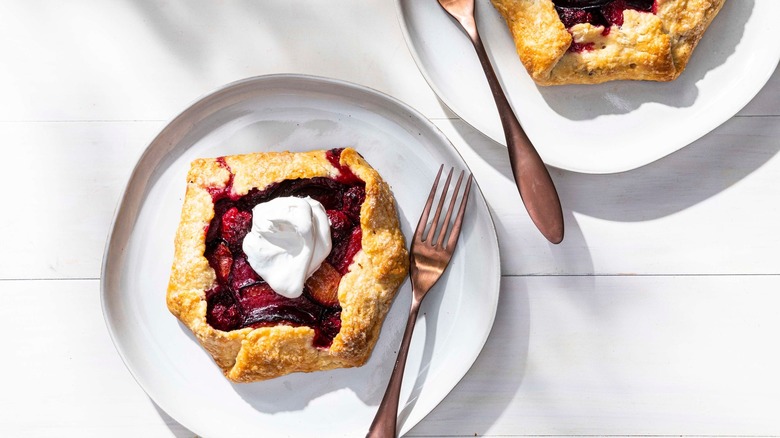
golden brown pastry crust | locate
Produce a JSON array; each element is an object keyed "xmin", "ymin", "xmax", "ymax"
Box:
[
  {"xmin": 166, "ymin": 148, "xmax": 408, "ymax": 382},
  {"xmin": 490, "ymin": 0, "xmax": 725, "ymax": 85}
]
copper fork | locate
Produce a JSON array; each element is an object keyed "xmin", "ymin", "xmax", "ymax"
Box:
[
  {"xmin": 438, "ymin": 0, "xmax": 564, "ymax": 244},
  {"xmin": 367, "ymin": 165, "xmax": 473, "ymax": 438}
]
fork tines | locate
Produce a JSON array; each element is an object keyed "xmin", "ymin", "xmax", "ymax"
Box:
[{"xmin": 416, "ymin": 165, "xmax": 473, "ymax": 250}]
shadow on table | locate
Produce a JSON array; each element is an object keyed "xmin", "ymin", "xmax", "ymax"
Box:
[
  {"xmin": 557, "ymin": 113, "xmax": 780, "ymax": 222},
  {"xmin": 405, "ymin": 117, "xmax": 596, "ymax": 433},
  {"xmin": 440, "ymin": 0, "xmax": 779, "ymax": 224},
  {"xmin": 426, "ymin": 55, "xmax": 780, "ymax": 423},
  {"xmin": 152, "ymin": 401, "xmax": 197, "ymax": 437},
  {"xmin": 406, "ymin": 275, "xmax": 533, "ymax": 436},
  {"xmin": 444, "ymin": 58, "xmax": 780, "ymax": 223},
  {"xmin": 441, "ymin": 111, "xmax": 597, "ymax": 274}
]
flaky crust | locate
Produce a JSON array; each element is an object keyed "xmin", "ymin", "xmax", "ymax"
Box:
[
  {"xmin": 490, "ymin": 0, "xmax": 725, "ymax": 85},
  {"xmin": 166, "ymin": 148, "xmax": 408, "ymax": 382}
]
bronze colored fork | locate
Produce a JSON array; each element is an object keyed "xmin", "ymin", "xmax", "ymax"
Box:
[
  {"xmin": 367, "ymin": 166, "xmax": 473, "ymax": 438},
  {"xmin": 438, "ymin": 0, "xmax": 564, "ymax": 244}
]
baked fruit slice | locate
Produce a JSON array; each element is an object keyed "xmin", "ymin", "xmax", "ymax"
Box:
[
  {"xmin": 490, "ymin": 0, "xmax": 725, "ymax": 85},
  {"xmin": 166, "ymin": 148, "xmax": 408, "ymax": 382}
]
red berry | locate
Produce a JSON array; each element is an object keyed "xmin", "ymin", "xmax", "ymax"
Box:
[
  {"xmin": 206, "ymin": 289, "xmax": 242, "ymax": 332},
  {"xmin": 557, "ymin": 7, "xmax": 594, "ymax": 28},
  {"xmin": 220, "ymin": 207, "xmax": 252, "ymax": 249},
  {"xmin": 342, "ymin": 186, "xmax": 365, "ymax": 220},
  {"xmin": 326, "ymin": 210, "xmax": 353, "ymax": 241}
]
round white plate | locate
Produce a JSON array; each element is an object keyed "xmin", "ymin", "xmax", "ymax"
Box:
[
  {"xmin": 396, "ymin": 0, "xmax": 780, "ymax": 174},
  {"xmin": 101, "ymin": 75, "xmax": 500, "ymax": 438}
]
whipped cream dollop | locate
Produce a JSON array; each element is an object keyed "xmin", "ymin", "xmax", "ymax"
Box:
[{"xmin": 242, "ymin": 196, "xmax": 332, "ymax": 298}]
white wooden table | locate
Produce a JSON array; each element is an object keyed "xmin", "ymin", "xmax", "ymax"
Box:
[{"xmin": 2, "ymin": 1, "xmax": 778, "ymax": 437}]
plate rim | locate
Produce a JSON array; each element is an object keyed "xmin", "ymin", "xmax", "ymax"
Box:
[
  {"xmin": 394, "ymin": 0, "xmax": 780, "ymax": 174},
  {"xmin": 100, "ymin": 73, "xmax": 501, "ymax": 437}
]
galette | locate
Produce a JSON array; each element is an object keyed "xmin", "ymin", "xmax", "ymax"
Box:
[
  {"xmin": 166, "ymin": 148, "xmax": 408, "ymax": 382},
  {"xmin": 490, "ymin": 0, "xmax": 726, "ymax": 85}
]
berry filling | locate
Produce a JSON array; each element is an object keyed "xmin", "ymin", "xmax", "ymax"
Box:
[
  {"xmin": 203, "ymin": 149, "xmax": 364, "ymax": 348},
  {"xmin": 553, "ymin": 0, "xmax": 656, "ymax": 51}
]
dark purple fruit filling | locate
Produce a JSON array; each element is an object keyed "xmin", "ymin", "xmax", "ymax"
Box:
[
  {"xmin": 554, "ymin": 0, "xmax": 655, "ymax": 27},
  {"xmin": 203, "ymin": 148, "xmax": 365, "ymax": 348},
  {"xmin": 553, "ymin": 0, "xmax": 656, "ymax": 51}
]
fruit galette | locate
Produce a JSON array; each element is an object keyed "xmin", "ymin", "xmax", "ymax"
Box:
[
  {"xmin": 490, "ymin": 0, "xmax": 725, "ymax": 85},
  {"xmin": 167, "ymin": 148, "xmax": 408, "ymax": 382}
]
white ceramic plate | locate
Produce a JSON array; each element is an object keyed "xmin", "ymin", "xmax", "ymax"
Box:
[
  {"xmin": 397, "ymin": 0, "xmax": 780, "ymax": 174},
  {"xmin": 101, "ymin": 75, "xmax": 499, "ymax": 438}
]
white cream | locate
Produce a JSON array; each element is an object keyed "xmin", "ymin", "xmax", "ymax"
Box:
[{"xmin": 242, "ymin": 196, "xmax": 332, "ymax": 298}]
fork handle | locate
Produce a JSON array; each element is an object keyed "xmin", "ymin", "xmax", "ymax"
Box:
[
  {"xmin": 470, "ymin": 31, "xmax": 564, "ymax": 244},
  {"xmin": 366, "ymin": 297, "xmax": 422, "ymax": 438}
]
